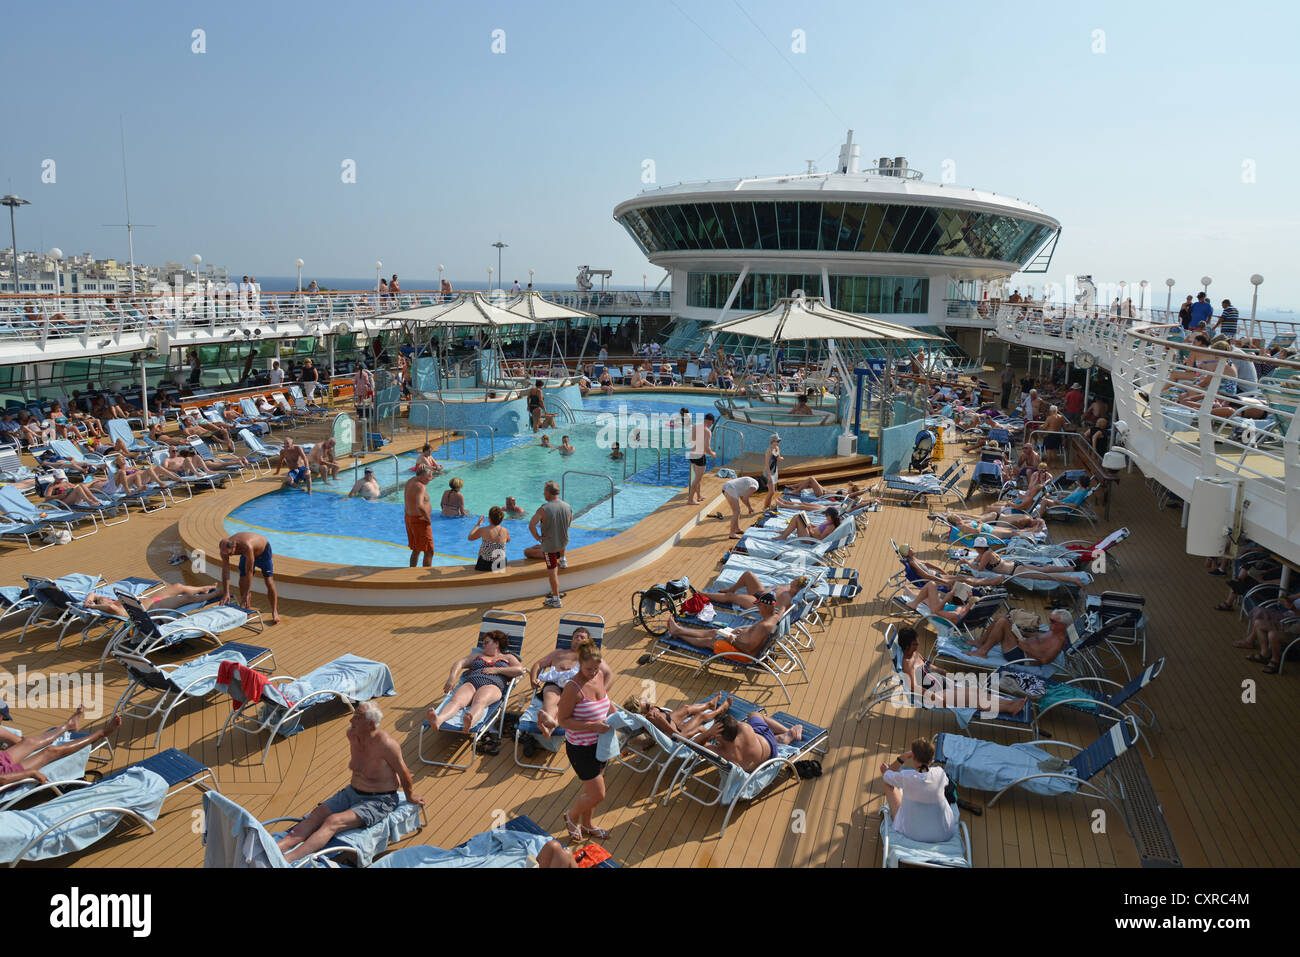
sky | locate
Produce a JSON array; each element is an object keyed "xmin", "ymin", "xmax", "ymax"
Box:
[{"xmin": 3, "ymin": 0, "xmax": 1298, "ymax": 306}]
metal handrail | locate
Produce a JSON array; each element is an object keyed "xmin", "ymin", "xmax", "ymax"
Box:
[
  {"xmin": 562, "ymin": 469, "xmax": 616, "ymax": 519},
  {"xmin": 713, "ymin": 422, "xmax": 745, "ymax": 464},
  {"xmin": 548, "ymin": 395, "xmax": 577, "ymax": 425},
  {"xmin": 627, "ymin": 444, "xmax": 663, "ymax": 483},
  {"xmin": 349, "ymin": 450, "xmax": 404, "ymax": 492},
  {"xmin": 408, "ymin": 398, "xmax": 447, "ymax": 449},
  {"xmin": 374, "ymin": 400, "xmax": 405, "ymax": 439},
  {"xmin": 454, "ymin": 425, "xmax": 497, "ymax": 460}
]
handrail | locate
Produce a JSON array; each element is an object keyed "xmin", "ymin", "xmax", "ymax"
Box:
[
  {"xmin": 456, "ymin": 425, "xmax": 497, "ymax": 460},
  {"xmin": 408, "ymin": 398, "xmax": 447, "ymax": 449},
  {"xmin": 562, "ymin": 469, "xmax": 616, "ymax": 519},
  {"xmin": 628, "ymin": 444, "xmax": 663, "ymax": 483},
  {"xmin": 373, "ymin": 399, "xmax": 405, "ymax": 439},
  {"xmin": 548, "ymin": 395, "xmax": 577, "ymax": 425},
  {"xmin": 354, "ymin": 450, "xmax": 404, "ymax": 492},
  {"xmin": 713, "ymin": 422, "xmax": 745, "ymax": 464}
]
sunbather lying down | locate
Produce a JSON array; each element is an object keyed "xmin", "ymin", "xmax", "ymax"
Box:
[
  {"xmin": 695, "ymin": 711, "xmax": 803, "ymax": 774},
  {"xmin": 782, "ymin": 477, "xmax": 865, "ymax": 499},
  {"xmin": 932, "ymin": 510, "xmax": 1046, "ymax": 537},
  {"xmin": 622, "ymin": 692, "xmax": 732, "ymax": 741},
  {"xmin": 968, "ymin": 611, "xmax": 1073, "ymax": 665},
  {"xmin": 966, "ymin": 539, "xmax": 1086, "ymax": 581},
  {"xmin": 0, "ymin": 707, "xmax": 121, "ymax": 788},
  {"xmin": 695, "ymin": 573, "xmax": 808, "ymax": 611},
  {"xmin": 83, "ymin": 583, "xmax": 223, "ymax": 618}
]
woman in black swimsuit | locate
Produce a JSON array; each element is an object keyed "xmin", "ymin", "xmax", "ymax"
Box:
[
  {"xmin": 763, "ymin": 434, "xmax": 783, "ymax": 509},
  {"xmin": 425, "ymin": 630, "xmax": 524, "ymax": 732}
]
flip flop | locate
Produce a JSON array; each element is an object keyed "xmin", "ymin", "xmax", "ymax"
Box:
[
  {"xmin": 1263, "ymin": 661, "xmax": 1279, "ymax": 674},
  {"xmin": 1245, "ymin": 653, "xmax": 1270, "ymax": 663},
  {"xmin": 563, "ymin": 813, "xmax": 583, "ymax": 843},
  {"xmin": 1214, "ymin": 602, "xmax": 1235, "ymax": 611}
]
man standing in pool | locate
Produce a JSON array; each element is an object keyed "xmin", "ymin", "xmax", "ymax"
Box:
[
  {"xmin": 274, "ymin": 438, "xmax": 312, "ymax": 494},
  {"xmin": 404, "ymin": 464, "xmax": 435, "ymax": 568},
  {"xmin": 687, "ymin": 413, "xmax": 715, "ymax": 505},
  {"xmin": 218, "ymin": 531, "xmax": 281, "ymax": 624}
]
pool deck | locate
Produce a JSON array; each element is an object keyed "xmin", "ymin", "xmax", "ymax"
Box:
[{"xmin": 3, "ymin": 414, "xmax": 1299, "ymax": 868}]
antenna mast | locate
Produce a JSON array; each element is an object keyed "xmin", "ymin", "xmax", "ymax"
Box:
[{"xmin": 103, "ymin": 116, "xmax": 155, "ymax": 295}]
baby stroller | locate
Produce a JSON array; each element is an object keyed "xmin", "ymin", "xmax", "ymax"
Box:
[{"xmin": 910, "ymin": 429, "xmax": 936, "ymax": 474}]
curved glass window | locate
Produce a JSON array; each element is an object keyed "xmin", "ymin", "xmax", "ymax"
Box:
[
  {"xmin": 687, "ymin": 272, "xmax": 928, "ymax": 315},
  {"xmin": 617, "ymin": 200, "xmax": 1054, "ymax": 265}
]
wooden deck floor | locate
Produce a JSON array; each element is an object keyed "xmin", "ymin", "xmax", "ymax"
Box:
[{"xmin": 3, "ymin": 426, "xmax": 1298, "ymax": 868}]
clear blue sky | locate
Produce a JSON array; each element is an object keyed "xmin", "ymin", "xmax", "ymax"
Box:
[{"xmin": 4, "ymin": 0, "xmax": 1297, "ymax": 305}]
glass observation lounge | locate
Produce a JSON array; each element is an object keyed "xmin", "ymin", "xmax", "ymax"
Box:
[{"xmin": 616, "ymin": 200, "xmax": 1054, "ymax": 264}]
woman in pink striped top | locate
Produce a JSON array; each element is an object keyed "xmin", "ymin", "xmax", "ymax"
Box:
[{"xmin": 558, "ymin": 635, "xmax": 615, "ymax": 842}]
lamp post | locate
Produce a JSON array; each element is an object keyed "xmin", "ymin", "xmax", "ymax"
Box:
[
  {"xmin": 487, "ymin": 266, "xmax": 493, "ymax": 293},
  {"xmin": 1139, "ymin": 279, "xmax": 1148, "ymax": 313},
  {"xmin": 491, "ymin": 241, "xmax": 507, "ymax": 292},
  {"xmin": 2, "ymin": 195, "xmax": 30, "ymax": 297},
  {"xmin": 295, "ymin": 258, "xmax": 304, "ymax": 295},
  {"xmin": 1201, "ymin": 275, "xmax": 1212, "ymax": 294},
  {"xmin": 191, "ymin": 253, "xmax": 202, "ymax": 311},
  {"xmin": 375, "ymin": 261, "xmax": 382, "ymax": 295},
  {"xmin": 49, "ymin": 247, "xmax": 63, "ymax": 313},
  {"xmin": 1165, "ymin": 277, "xmax": 1175, "ymax": 318},
  {"xmin": 528, "ymin": 268, "xmax": 535, "ymax": 291},
  {"xmin": 1250, "ymin": 274, "xmax": 1264, "ymax": 343},
  {"xmin": 438, "ymin": 264, "xmax": 444, "ymax": 296}
]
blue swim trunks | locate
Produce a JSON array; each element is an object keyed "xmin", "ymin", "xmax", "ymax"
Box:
[
  {"xmin": 746, "ymin": 713, "xmax": 779, "ymax": 761},
  {"xmin": 287, "ymin": 466, "xmax": 308, "ymax": 485},
  {"xmin": 238, "ymin": 543, "xmax": 274, "ymax": 578}
]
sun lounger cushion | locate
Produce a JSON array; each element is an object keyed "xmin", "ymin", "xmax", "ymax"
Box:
[
  {"xmin": 154, "ymin": 605, "xmax": 250, "ymax": 644},
  {"xmin": 370, "ymin": 828, "xmax": 552, "ymax": 868},
  {"xmin": 262, "ymin": 654, "xmax": 396, "ymax": 735},
  {"xmin": 0, "ymin": 767, "xmax": 166, "ymax": 863},
  {"xmin": 881, "ymin": 806, "xmax": 969, "ymax": 867},
  {"xmin": 161, "ymin": 647, "xmax": 252, "ymax": 696},
  {"xmin": 0, "ymin": 731, "xmax": 96, "ymax": 809},
  {"xmin": 936, "ymin": 734, "xmax": 1079, "ymax": 796},
  {"xmin": 935, "ymin": 634, "xmax": 1065, "ymax": 678}
]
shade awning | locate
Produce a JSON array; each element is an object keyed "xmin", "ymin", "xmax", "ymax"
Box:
[
  {"xmin": 705, "ymin": 293, "xmax": 946, "ymax": 343},
  {"xmin": 503, "ymin": 291, "xmax": 596, "ymax": 322},
  {"xmin": 382, "ymin": 292, "xmax": 536, "ymax": 327}
]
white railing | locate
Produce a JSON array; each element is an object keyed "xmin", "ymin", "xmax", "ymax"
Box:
[{"xmin": 991, "ymin": 303, "xmax": 1300, "ymax": 564}]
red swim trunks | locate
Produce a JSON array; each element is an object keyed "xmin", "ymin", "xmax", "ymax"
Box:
[{"xmin": 405, "ymin": 515, "xmax": 433, "ymax": 552}]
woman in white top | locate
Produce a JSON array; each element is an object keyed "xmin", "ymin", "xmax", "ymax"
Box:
[
  {"xmin": 879, "ymin": 737, "xmax": 957, "ymax": 844},
  {"xmin": 722, "ymin": 475, "xmax": 759, "ymax": 539}
]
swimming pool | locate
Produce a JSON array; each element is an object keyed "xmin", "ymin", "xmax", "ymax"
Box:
[{"xmin": 222, "ymin": 391, "xmax": 737, "ymax": 567}]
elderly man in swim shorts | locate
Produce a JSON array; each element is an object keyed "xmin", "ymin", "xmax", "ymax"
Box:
[
  {"xmin": 276, "ymin": 702, "xmax": 424, "ymax": 864},
  {"xmin": 219, "ymin": 531, "xmax": 281, "ymax": 624},
  {"xmin": 664, "ymin": 590, "xmax": 783, "ymax": 659},
  {"xmin": 404, "ymin": 465, "xmax": 435, "ymax": 567},
  {"xmin": 274, "ymin": 438, "xmax": 312, "ymax": 493}
]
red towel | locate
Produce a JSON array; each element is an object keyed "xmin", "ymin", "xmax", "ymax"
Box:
[{"xmin": 216, "ymin": 660, "xmax": 274, "ymax": 709}]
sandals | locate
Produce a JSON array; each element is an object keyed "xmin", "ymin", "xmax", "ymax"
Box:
[
  {"xmin": 563, "ymin": 813, "xmax": 583, "ymax": 843},
  {"xmin": 1214, "ymin": 602, "xmax": 1235, "ymax": 612},
  {"xmin": 1245, "ymin": 653, "xmax": 1270, "ymax": 664},
  {"xmin": 1263, "ymin": 661, "xmax": 1279, "ymax": 674},
  {"xmin": 581, "ymin": 824, "xmax": 611, "ymax": 840}
]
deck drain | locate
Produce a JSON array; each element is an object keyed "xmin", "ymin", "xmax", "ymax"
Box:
[{"xmin": 1107, "ymin": 734, "xmax": 1181, "ymax": 867}]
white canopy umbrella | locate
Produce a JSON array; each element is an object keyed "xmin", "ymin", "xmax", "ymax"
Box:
[
  {"xmin": 705, "ymin": 292, "xmax": 945, "ymax": 343},
  {"xmin": 504, "ymin": 290, "xmax": 596, "ymax": 322},
  {"xmin": 382, "ymin": 291, "xmax": 537, "ymax": 328}
]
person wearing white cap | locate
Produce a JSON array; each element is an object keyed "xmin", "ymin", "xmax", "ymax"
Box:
[
  {"xmin": 42, "ymin": 470, "xmax": 111, "ymax": 508},
  {"xmin": 897, "ymin": 580, "xmax": 976, "ymax": 624}
]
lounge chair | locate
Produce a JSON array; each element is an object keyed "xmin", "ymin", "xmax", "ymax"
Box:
[
  {"xmin": 216, "ymin": 653, "xmax": 397, "ymax": 764},
  {"xmin": 370, "ymin": 813, "xmax": 617, "ymax": 868},
  {"xmin": 879, "ymin": 804, "xmax": 972, "ymax": 868},
  {"xmin": 0, "ymin": 484, "xmax": 99, "ymax": 547},
  {"xmin": 288, "ymin": 385, "xmax": 327, "ymax": 418},
  {"xmin": 858, "ymin": 623, "xmax": 1033, "ymax": 734},
  {"xmin": 513, "ymin": 613, "xmax": 603, "ymax": 773},
  {"xmin": 933, "ymin": 717, "xmax": 1141, "ymax": 821},
  {"xmin": 655, "ymin": 705, "xmax": 829, "ymax": 837},
  {"xmin": 931, "ymin": 613, "xmax": 1134, "ymax": 680},
  {"xmin": 106, "ymin": 418, "xmax": 165, "ymax": 453},
  {"xmin": 419, "ymin": 610, "xmax": 527, "ymax": 770},
  {"xmin": 113, "ymin": 642, "xmax": 278, "ymax": 748},
  {"xmin": 731, "ymin": 516, "xmax": 857, "ymax": 566},
  {"xmin": 2, "ymin": 749, "xmax": 215, "ymax": 866},
  {"xmin": 880, "ymin": 462, "xmax": 966, "ymax": 507},
  {"xmin": 16, "ymin": 573, "xmax": 159, "ymax": 649},
  {"xmin": 200, "ymin": 788, "xmax": 423, "ymax": 868},
  {"xmin": 640, "ymin": 599, "xmax": 809, "ymax": 704},
  {"xmin": 148, "ymin": 448, "xmax": 229, "ymax": 492},
  {"xmin": 187, "ymin": 436, "xmax": 252, "ymax": 481},
  {"xmin": 237, "ymin": 428, "xmax": 279, "ymax": 472},
  {"xmin": 104, "ymin": 592, "xmax": 262, "ymax": 665},
  {"xmin": 0, "ymin": 727, "xmax": 113, "ymax": 811}
]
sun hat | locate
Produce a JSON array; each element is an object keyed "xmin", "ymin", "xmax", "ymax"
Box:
[{"xmin": 972, "ymin": 536, "xmax": 990, "ymax": 548}]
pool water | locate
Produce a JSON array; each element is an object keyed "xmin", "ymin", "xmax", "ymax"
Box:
[{"xmin": 223, "ymin": 391, "xmax": 734, "ymax": 567}]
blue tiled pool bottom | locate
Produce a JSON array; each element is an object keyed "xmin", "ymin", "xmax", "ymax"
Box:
[{"xmin": 223, "ymin": 391, "xmax": 726, "ymax": 568}]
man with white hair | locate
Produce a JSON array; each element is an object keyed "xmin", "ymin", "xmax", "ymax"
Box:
[
  {"xmin": 276, "ymin": 701, "xmax": 424, "ymax": 864},
  {"xmin": 969, "ymin": 609, "xmax": 1074, "ymax": 665}
]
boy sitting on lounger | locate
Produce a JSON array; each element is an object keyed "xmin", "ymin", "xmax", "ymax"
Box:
[
  {"xmin": 663, "ymin": 591, "xmax": 782, "ymax": 659},
  {"xmin": 276, "ymin": 702, "xmax": 424, "ymax": 865}
]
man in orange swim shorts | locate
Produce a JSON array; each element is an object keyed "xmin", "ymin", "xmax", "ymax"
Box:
[
  {"xmin": 663, "ymin": 591, "xmax": 783, "ymax": 661},
  {"xmin": 404, "ymin": 464, "xmax": 435, "ymax": 567}
]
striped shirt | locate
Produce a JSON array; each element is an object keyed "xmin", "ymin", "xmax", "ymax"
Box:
[{"xmin": 565, "ymin": 683, "xmax": 610, "ymax": 746}]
